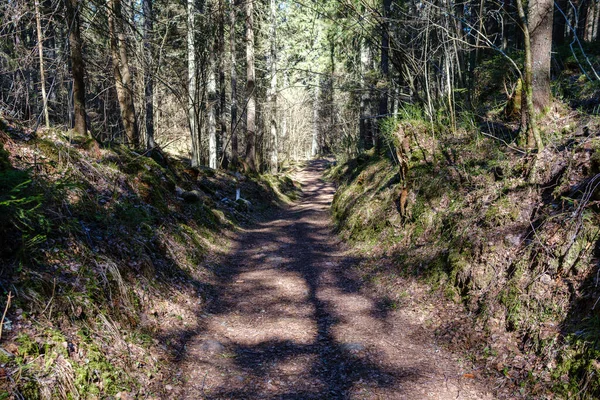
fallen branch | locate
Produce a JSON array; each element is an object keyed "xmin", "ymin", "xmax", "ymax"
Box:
[{"xmin": 0, "ymin": 291, "xmax": 13, "ymax": 341}]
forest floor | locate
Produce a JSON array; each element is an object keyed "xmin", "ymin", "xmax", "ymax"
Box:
[{"xmin": 171, "ymin": 160, "xmax": 495, "ymax": 399}]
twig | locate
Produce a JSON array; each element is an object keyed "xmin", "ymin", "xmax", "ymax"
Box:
[
  {"xmin": 0, "ymin": 291, "xmax": 13, "ymax": 341},
  {"xmin": 40, "ymin": 278, "xmax": 56, "ymax": 317},
  {"xmin": 201, "ymin": 371, "xmax": 208, "ymax": 393},
  {"xmin": 480, "ymin": 131, "xmax": 526, "ymax": 155}
]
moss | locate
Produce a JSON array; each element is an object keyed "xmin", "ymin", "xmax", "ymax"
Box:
[
  {"xmin": 552, "ymin": 337, "xmax": 600, "ymax": 399},
  {"xmin": 484, "ymin": 196, "xmax": 519, "ymax": 227},
  {"xmin": 423, "ymin": 253, "xmax": 450, "ymax": 287},
  {"xmin": 499, "ymin": 285, "xmax": 522, "ymax": 331},
  {"xmin": 73, "ymin": 339, "xmax": 129, "ymax": 397},
  {"xmin": 16, "ymin": 334, "xmax": 42, "ymax": 358},
  {"xmin": 19, "ymin": 381, "xmax": 41, "ymax": 400},
  {"xmin": 559, "ymin": 222, "xmax": 599, "ymax": 275}
]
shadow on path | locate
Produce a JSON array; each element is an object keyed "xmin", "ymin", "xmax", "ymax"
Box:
[{"xmin": 177, "ymin": 160, "xmax": 490, "ymax": 399}]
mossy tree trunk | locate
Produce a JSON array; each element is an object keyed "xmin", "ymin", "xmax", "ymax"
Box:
[
  {"xmin": 108, "ymin": 0, "xmax": 139, "ymax": 148},
  {"xmin": 516, "ymin": 0, "xmax": 544, "ymax": 153}
]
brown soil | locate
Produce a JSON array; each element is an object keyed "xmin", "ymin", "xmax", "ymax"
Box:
[{"xmin": 174, "ymin": 160, "xmax": 495, "ymax": 399}]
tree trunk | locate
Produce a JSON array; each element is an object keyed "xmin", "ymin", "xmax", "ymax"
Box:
[
  {"xmin": 553, "ymin": 0, "xmax": 568, "ymax": 46},
  {"xmin": 208, "ymin": 23, "xmax": 218, "ymax": 169},
  {"xmin": 188, "ymin": 0, "xmax": 201, "ymax": 167},
  {"xmin": 218, "ymin": 0, "xmax": 227, "ymax": 167},
  {"xmin": 230, "ymin": 0, "xmax": 238, "ymax": 168},
  {"xmin": 516, "ymin": 0, "xmax": 544, "ymax": 152},
  {"xmin": 268, "ymin": 0, "xmax": 278, "ymax": 173},
  {"xmin": 377, "ymin": 0, "xmax": 391, "ymax": 150},
  {"xmin": 108, "ymin": 0, "xmax": 139, "ymax": 147},
  {"xmin": 359, "ymin": 37, "xmax": 370, "ymax": 150},
  {"xmin": 245, "ymin": 0, "xmax": 256, "ymax": 171},
  {"xmin": 529, "ymin": 0, "xmax": 553, "ymax": 111},
  {"xmin": 143, "ymin": 0, "xmax": 155, "ymax": 150},
  {"xmin": 64, "ymin": 0, "xmax": 87, "ymax": 135},
  {"xmin": 35, "ymin": 0, "xmax": 50, "ymax": 129},
  {"xmin": 311, "ymin": 81, "xmax": 319, "ymax": 157}
]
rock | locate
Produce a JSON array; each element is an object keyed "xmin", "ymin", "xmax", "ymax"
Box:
[
  {"xmin": 504, "ymin": 233, "xmax": 522, "ymax": 246},
  {"xmin": 540, "ymin": 273, "xmax": 552, "ymax": 285},
  {"xmin": 234, "ymin": 198, "xmax": 251, "ymax": 212},
  {"xmin": 182, "ymin": 190, "xmax": 202, "ymax": 203},
  {"xmin": 200, "ymin": 339, "xmax": 224, "ymax": 354},
  {"xmin": 341, "ymin": 343, "xmax": 365, "ymax": 353},
  {"xmin": 165, "ymin": 385, "xmax": 173, "ymax": 391}
]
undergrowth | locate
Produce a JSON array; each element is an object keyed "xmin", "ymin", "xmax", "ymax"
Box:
[
  {"xmin": 329, "ymin": 108, "xmax": 600, "ymax": 398},
  {"xmin": 0, "ymin": 124, "xmax": 299, "ymax": 399}
]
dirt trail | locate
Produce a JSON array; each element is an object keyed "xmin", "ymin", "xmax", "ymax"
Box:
[{"xmin": 177, "ymin": 160, "xmax": 494, "ymax": 399}]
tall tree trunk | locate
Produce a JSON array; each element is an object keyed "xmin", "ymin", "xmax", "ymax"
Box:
[
  {"xmin": 268, "ymin": 0, "xmax": 278, "ymax": 173},
  {"xmin": 516, "ymin": 0, "xmax": 544, "ymax": 152},
  {"xmin": 64, "ymin": 0, "xmax": 87, "ymax": 135},
  {"xmin": 553, "ymin": 0, "xmax": 568, "ymax": 46},
  {"xmin": 143, "ymin": 0, "xmax": 155, "ymax": 150},
  {"xmin": 230, "ymin": 0, "xmax": 238, "ymax": 168},
  {"xmin": 359, "ymin": 37, "xmax": 370, "ymax": 150},
  {"xmin": 108, "ymin": 0, "xmax": 139, "ymax": 147},
  {"xmin": 311, "ymin": 81, "xmax": 319, "ymax": 157},
  {"xmin": 377, "ymin": 0, "xmax": 391, "ymax": 150},
  {"xmin": 208, "ymin": 15, "xmax": 218, "ymax": 170},
  {"xmin": 218, "ymin": 0, "xmax": 227, "ymax": 167},
  {"xmin": 529, "ymin": 0, "xmax": 553, "ymax": 111},
  {"xmin": 245, "ymin": 0, "xmax": 256, "ymax": 171},
  {"xmin": 35, "ymin": 0, "xmax": 50, "ymax": 129},
  {"xmin": 188, "ymin": 0, "xmax": 200, "ymax": 167}
]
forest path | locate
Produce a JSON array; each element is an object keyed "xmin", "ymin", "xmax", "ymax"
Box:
[{"xmin": 177, "ymin": 160, "xmax": 494, "ymax": 399}]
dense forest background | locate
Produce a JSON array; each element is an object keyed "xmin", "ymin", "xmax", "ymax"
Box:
[
  {"xmin": 1, "ymin": 0, "xmax": 600, "ymax": 398},
  {"xmin": 2, "ymin": 0, "xmax": 596, "ymax": 167}
]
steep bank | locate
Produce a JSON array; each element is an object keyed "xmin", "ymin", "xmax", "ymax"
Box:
[
  {"xmin": 0, "ymin": 120, "xmax": 300, "ymax": 399},
  {"xmin": 329, "ymin": 113, "xmax": 600, "ymax": 398}
]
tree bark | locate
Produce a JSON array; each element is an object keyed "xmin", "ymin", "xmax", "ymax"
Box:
[
  {"xmin": 311, "ymin": 81, "xmax": 319, "ymax": 157},
  {"xmin": 64, "ymin": 0, "xmax": 87, "ymax": 135},
  {"xmin": 188, "ymin": 0, "xmax": 201, "ymax": 167},
  {"xmin": 35, "ymin": 0, "xmax": 50, "ymax": 129},
  {"xmin": 377, "ymin": 0, "xmax": 391, "ymax": 150},
  {"xmin": 359, "ymin": 37, "xmax": 370, "ymax": 150},
  {"xmin": 230, "ymin": 0, "xmax": 238, "ymax": 168},
  {"xmin": 529, "ymin": 0, "xmax": 553, "ymax": 111},
  {"xmin": 268, "ymin": 0, "xmax": 278, "ymax": 173},
  {"xmin": 143, "ymin": 0, "xmax": 155, "ymax": 150},
  {"xmin": 245, "ymin": 0, "xmax": 256, "ymax": 171},
  {"xmin": 553, "ymin": 0, "xmax": 568, "ymax": 46},
  {"xmin": 108, "ymin": 0, "xmax": 139, "ymax": 147},
  {"xmin": 218, "ymin": 0, "xmax": 227, "ymax": 167},
  {"xmin": 208, "ymin": 18, "xmax": 218, "ymax": 170},
  {"xmin": 516, "ymin": 0, "xmax": 544, "ymax": 152}
]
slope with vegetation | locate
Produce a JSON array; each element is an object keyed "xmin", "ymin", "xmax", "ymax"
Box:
[
  {"xmin": 329, "ymin": 84, "xmax": 600, "ymax": 398},
  {"xmin": 0, "ymin": 119, "xmax": 299, "ymax": 399}
]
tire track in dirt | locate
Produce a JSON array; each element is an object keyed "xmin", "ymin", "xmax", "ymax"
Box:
[{"xmin": 176, "ymin": 160, "xmax": 494, "ymax": 399}]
